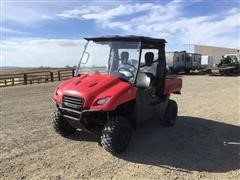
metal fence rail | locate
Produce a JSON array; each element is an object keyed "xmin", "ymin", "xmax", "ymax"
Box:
[{"xmin": 0, "ymin": 69, "xmax": 75, "ymax": 87}]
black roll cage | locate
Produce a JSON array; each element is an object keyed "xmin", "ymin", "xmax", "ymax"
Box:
[{"xmin": 83, "ymin": 35, "xmax": 167, "ymax": 95}]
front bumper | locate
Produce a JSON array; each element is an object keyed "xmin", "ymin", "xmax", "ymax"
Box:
[
  {"xmin": 51, "ymin": 97, "xmax": 101, "ymax": 132},
  {"xmin": 61, "ymin": 106, "xmax": 101, "ymax": 129}
]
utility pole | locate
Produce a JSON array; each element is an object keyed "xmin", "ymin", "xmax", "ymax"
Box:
[{"xmin": 183, "ymin": 40, "xmax": 195, "ymax": 53}]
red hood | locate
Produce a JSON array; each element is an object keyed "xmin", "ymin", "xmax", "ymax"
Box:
[{"xmin": 54, "ymin": 74, "xmax": 136, "ymax": 110}]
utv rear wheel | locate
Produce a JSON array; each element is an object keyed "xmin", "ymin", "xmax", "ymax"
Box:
[
  {"xmin": 101, "ymin": 115, "xmax": 132, "ymax": 155},
  {"xmin": 52, "ymin": 110, "xmax": 76, "ymax": 136},
  {"xmin": 163, "ymin": 100, "xmax": 178, "ymax": 127}
]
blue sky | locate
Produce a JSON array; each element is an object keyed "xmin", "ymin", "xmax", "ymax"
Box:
[{"xmin": 1, "ymin": 0, "xmax": 240, "ymax": 67}]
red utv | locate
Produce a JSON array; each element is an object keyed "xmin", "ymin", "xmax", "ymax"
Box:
[{"xmin": 51, "ymin": 35, "xmax": 182, "ymax": 155}]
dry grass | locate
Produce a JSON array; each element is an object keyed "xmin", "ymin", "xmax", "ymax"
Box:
[
  {"xmin": 0, "ymin": 67, "xmax": 74, "ymax": 75},
  {"xmin": 0, "ymin": 68, "xmax": 74, "ymax": 87}
]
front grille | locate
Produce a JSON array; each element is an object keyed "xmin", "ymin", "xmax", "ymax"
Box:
[{"xmin": 62, "ymin": 95, "xmax": 84, "ymax": 111}]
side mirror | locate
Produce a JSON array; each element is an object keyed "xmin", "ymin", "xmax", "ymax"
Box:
[{"xmin": 136, "ymin": 73, "xmax": 151, "ymax": 88}]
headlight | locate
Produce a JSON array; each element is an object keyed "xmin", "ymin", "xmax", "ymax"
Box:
[{"xmin": 96, "ymin": 97, "xmax": 111, "ymax": 105}]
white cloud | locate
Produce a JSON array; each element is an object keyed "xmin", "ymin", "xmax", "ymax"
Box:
[
  {"xmin": 57, "ymin": 1, "xmax": 240, "ymax": 49},
  {"xmin": 56, "ymin": 6, "xmax": 103, "ymax": 19},
  {"xmin": 0, "ymin": 27, "xmax": 28, "ymax": 35},
  {"xmin": 2, "ymin": 1, "xmax": 239, "ymax": 67},
  {"xmin": 56, "ymin": 4, "xmax": 153, "ymax": 20},
  {"xmin": 176, "ymin": 11, "xmax": 240, "ymax": 46},
  {"xmin": 3, "ymin": 4, "xmax": 42, "ymax": 24},
  {"xmin": 1, "ymin": 2, "xmax": 61, "ymax": 26},
  {"xmin": 2, "ymin": 39, "xmax": 86, "ymax": 67}
]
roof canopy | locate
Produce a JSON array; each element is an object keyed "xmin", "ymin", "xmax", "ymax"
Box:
[{"xmin": 84, "ymin": 35, "xmax": 167, "ymax": 47}]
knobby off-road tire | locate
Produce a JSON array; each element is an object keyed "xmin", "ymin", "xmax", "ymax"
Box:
[
  {"xmin": 163, "ymin": 99, "xmax": 178, "ymax": 127},
  {"xmin": 52, "ymin": 110, "xmax": 76, "ymax": 136},
  {"xmin": 101, "ymin": 114, "xmax": 132, "ymax": 155}
]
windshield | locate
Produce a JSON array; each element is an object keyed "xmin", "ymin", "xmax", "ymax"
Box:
[{"xmin": 76, "ymin": 40, "xmax": 141, "ymax": 83}]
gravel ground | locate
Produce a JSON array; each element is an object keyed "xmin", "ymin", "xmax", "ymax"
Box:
[{"xmin": 0, "ymin": 75, "xmax": 239, "ymax": 180}]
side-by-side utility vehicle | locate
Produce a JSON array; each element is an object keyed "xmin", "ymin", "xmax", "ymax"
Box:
[{"xmin": 51, "ymin": 35, "xmax": 182, "ymax": 155}]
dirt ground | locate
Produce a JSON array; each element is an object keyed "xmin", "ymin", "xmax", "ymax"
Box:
[{"xmin": 0, "ymin": 75, "xmax": 239, "ymax": 180}]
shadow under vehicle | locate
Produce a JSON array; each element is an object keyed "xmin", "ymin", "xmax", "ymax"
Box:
[
  {"xmin": 66, "ymin": 116, "xmax": 240, "ymax": 173},
  {"xmin": 119, "ymin": 116, "xmax": 240, "ymax": 173}
]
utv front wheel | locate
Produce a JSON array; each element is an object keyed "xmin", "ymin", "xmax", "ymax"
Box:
[
  {"xmin": 163, "ymin": 100, "xmax": 178, "ymax": 127},
  {"xmin": 101, "ymin": 115, "xmax": 132, "ymax": 155},
  {"xmin": 52, "ymin": 110, "xmax": 76, "ymax": 136}
]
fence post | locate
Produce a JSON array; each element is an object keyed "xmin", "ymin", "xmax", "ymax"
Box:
[
  {"xmin": 58, "ymin": 71, "xmax": 61, "ymax": 81},
  {"xmin": 50, "ymin": 72, "xmax": 54, "ymax": 82},
  {"xmin": 11, "ymin": 78, "xmax": 14, "ymax": 86},
  {"xmin": 23, "ymin": 73, "xmax": 27, "ymax": 85},
  {"xmin": 72, "ymin": 69, "xmax": 75, "ymax": 77},
  {"xmin": 5, "ymin": 79, "xmax": 7, "ymax": 86}
]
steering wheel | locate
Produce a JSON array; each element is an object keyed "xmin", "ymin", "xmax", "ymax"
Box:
[
  {"xmin": 125, "ymin": 61, "xmax": 137, "ymax": 70},
  {"xmin": 118, "ymin": 67, "xmax": 134, "ymax": 78}
]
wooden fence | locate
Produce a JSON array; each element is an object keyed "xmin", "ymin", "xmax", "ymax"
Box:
[{"xmin": 0, "ymin": 69, "xmax": 75, "ymax": 87}]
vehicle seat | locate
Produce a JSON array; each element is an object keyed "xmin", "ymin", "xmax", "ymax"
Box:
[
  {"xmin": 121, "ymin": 51, "xmax": 129, "ymax": 64},
  {"xmin": 136, "ymin": 52, "xmax": 156, "ymax": 89},
  {"xmin": 145, "ymin": 52, "xmax": 154, "ymax": 66},
  {"xmin": 141, "ymin": 52, "xmax": 157, "ymax": 76},
  {"xmin": 136, "ymin": 72, "xmax": 154, "ymax": 89}
]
